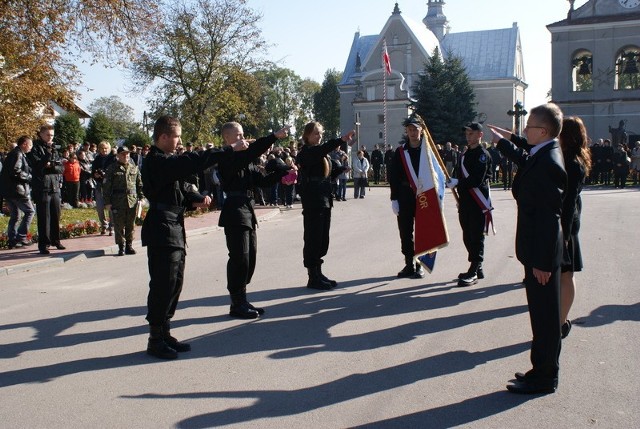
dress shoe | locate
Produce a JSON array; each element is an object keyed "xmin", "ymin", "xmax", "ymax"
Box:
[
  {"xmin": 397, "ymin": 264, "xmax": 415, "ymax": 278},
  {"xmin": 39, "ymin": 248, "xmax": 50, "ymax": 255},
  {"xmin": 100, "ymin": 227, "xmax": 106, "ymax": 235},
  {"xmin": 307, "ymin": 278, "xmax": 333, "ymax": 290},
  {"xmin": 53, "ymin": 243, "xmax": 66, "ymax": 250},
  {"xmin": 229, "ymin": 303, "xmax": 259, "ymax": 319},
  {"xmin": 413, "ymin": 264, "xmax": 425, "ymax": 279},
  {"xmin": 247, "ymin": 302, "xmax": 265, "ymax": 315},
  {"xmin": 507, "ymin": 378, "xmax": 557, "ymax": 394},
  {"xmin": 7, "ymin": 242, "xmax": 22, "ymax": 249},
  {"xmin": 561, "ymin": 319, "xmax": 572, "ymax": 339},
  {"xmin": 125, "ymin": 245, "xmax": 136, "ymax": 255},
  {"xmin": 19, "ymin": 241, "xmax": 33, "ymax": 247},
  {"xmin": 117, "ymin": 245, "xmax": 125, "ymax": 256},
  {"xmin": 147, "ymin": 338, "xmax": 178, "ymax": 359}
]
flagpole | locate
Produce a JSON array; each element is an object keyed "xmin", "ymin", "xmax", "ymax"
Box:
[{"xmin": 383, "ymin": 39, "xmax": 388, "ymax": 149}]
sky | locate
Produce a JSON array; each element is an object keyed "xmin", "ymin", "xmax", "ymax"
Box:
[{"xmin": 76, "ymin": 0, "xmax": 585, "ymax": 122}]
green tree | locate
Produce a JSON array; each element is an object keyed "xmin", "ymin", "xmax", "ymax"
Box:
[
  {"xmin": 88, "ymin": 96, "xmax": 139, "ymax": 139},
  {"xmin": 412, "ymin": 48, "xmax": 476, "ymax": 145},
  {"xmin": 255, "ymin": 67, "xmax": 303, "ymax": 134},
  {"xmin": 130, "ymin": 0, "xmax": 267, "ymax": 144},
  {"xmin": 85, "ymin": 112, "xmax": 115, "ymax": 145},
  {"xmin": 313, "ymin": 69, "xmax": 342, "ymax": 139},
  {"xmin": 54, "ymin": 113, "xmax": 86, "ymax": 149},
  {"xmin": 295, "ymin": 79, "xmax": 321, "ymax": 139},
  {"xmin": 0, "ymin": 0, "xmax": 157, "ymax": 149},
  {"xmin": 124, "ymin": 130, "xmax": 152, "ymax": 149}
]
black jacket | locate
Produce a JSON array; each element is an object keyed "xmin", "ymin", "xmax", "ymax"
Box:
[
  {"xmin": 0, "ymin": 146, "xmax": 32, "ymax": 199},
  {"xmin": 141, "ymin": 145, "xmax": 230, "ymax": 248},
  {"xmin": 218, "ymin": 134, "xmax": 286, "ymax": 228},
  {"xmin": 454, "ymin": 145, "xmax": 492, "ymax": 208},
  {"xmin": 26, "ymin": 139, "xmax": 64, "ymax": 195},
  {"xmin": 297, "ymin": 138, "xmax": 344, "ymax": 210}
]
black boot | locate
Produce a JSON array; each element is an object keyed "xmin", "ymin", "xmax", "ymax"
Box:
[
  {"xmin": 162, "ymin": 321, "xmax": 191, "ymax": 352},
  {"xmin": 457, "ymin": 262, "xmax": 480, "ymax": 287},
  {"xmin": 125, "ymin": 243, "xmax": 136, "ymax": 255},
  {"xmin": 229, "ymin": 294, "xmax": 259, "ymax": 319},
  {"xmin": 242, "ymin": 288, "xmax": 265, "ymax": 315},
  {"xmin": 397, "ymin": 256, "xmax": 416, "ymax": 278},
  {"xmin": 147, "ymin": 325, "xmax": 178, "ymax": 359},
  {"xmin": 307, "ymin": 266, "xmax": 333, "ymax": 290},
  {"xmin": 117, "ymin": 244, "xmax": 125, "ymax": 256},
  {"xmin": 318, "ymin": 264, "xmax": 338, "ymax": 288},
  {"xmin": 458, "ymin": 262, "xmax": 483, "ymax": 279}
]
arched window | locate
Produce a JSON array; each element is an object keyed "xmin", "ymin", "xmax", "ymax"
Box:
[
  {"xmin": 615, "ymin": 46, "xmax": 640, "ymax": 90},
  {"xmin": 572, "ymin": 50, "xmax": 592, "ymax": 92}
]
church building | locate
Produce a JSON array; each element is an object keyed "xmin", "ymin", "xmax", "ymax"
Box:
[
  {"xmin": 338, "ymin": 1, "xmax": 527, "ymax": 148},
  {"xmin": 547, "ymin": 0, "xmax": 640, "ymax": 143}
]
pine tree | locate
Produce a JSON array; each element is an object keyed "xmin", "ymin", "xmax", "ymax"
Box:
[
  {"xmin": 54, "ymin": 113, "xmax": 86, "ymax": 149},
  {"xmin": 85, "ymin": 112, "xmax": 115, "ymax": 145},
  {"xmin": 313, "ymin": 70, "xmax": 342, "ymax": 139},
  {"xmin": 412, "ymin": 48, "xmax": 476, "ymax": 146}
]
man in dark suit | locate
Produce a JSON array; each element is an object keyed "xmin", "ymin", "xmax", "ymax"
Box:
[{"xmin": 489, "ymin": 103, "xmax": 567, "ymax": 394}]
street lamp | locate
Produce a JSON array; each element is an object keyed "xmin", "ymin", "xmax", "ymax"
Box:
[
  {"xmin": 507, "ymin": 101, "xmax": 527, "ymax": 134},
  {"xmin": 355, "ymin": 112, "xmax": 361, "ymax": 150}
]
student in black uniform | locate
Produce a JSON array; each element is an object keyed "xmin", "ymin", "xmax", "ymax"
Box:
[
  {"xmin": 446, "ymin": 122, "xmax": 493, "ymax": 287},
  {"xmin": 388, "ymin": 115, "xmax": 428, "ymax": 279},
  {"xmin": 218, "ymin": 122, "xmax": 291, "ymax": 319},
  {"xmin": 296, "ymin": 122, "xmax": 355, "ymax": 290},
  {"xmin": 142, "ymin": 116, "xmax": 248, "ymax": 359}
]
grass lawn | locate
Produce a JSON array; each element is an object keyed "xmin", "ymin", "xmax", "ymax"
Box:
[{"xmin": 0, "ymin": 207, "xmax": 100, "ymax": 236}]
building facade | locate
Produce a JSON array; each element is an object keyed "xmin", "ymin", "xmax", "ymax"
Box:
[
  {"xmin": 548, "ymin": 0, "xmax": 640, "ymax": 143},
  {"xmin": 338, "ymin": 1, "xmax": 527, "ymax": 151}
]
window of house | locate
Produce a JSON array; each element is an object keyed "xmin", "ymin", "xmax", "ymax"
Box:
[
  {"xmin": 387, "ymin": 85, "xmax": 395, "ymax": 100},
  {"xmin": 615, "ymin": 47, "xmax": 640, "ymax": 90},
  {"xmin": 572, "ymin": 50, "xmax": 592, "ymax": 92}
]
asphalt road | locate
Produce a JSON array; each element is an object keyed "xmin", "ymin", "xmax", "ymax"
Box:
[{"xmin": 0, "ymin": 186, "xmax": 638, "ymax": 428}]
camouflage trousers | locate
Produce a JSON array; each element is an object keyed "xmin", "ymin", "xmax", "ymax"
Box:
[{"xmin": 111, "ymin": 205, "xmax": 136, "ymax": 246}]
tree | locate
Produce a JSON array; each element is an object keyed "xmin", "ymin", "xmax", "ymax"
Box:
[
  {"xmin": 54, "ymin": 113, "xmax": 86, "ymax": 149},
  {"xmin": 0, "ymin": 0, "xmax": 157, "ymax": 149},
  {"xmin": 85, "ymin": 113, "xmax": 115, "ymax": 145},
  {"xmin": 125, "ymin": 130, "xmax": 152, "ymax": 149},
  {"xmin": 412, "ymin": 48, "xmax": 476, "ymax": 145},
  {"xmin": 88, "ymin": 96, "xmax": 138, "ymax": 139},
  {"xmin": 313, "ymin": 69, "xmax": 342, "ymax": 139},
  {"xmin": 295, "ymin": 79, "xmax": 321, "ymax": 138},
  {"xmin": 130, "ymin": 0, "xmax": 267, "ymax": 144}
]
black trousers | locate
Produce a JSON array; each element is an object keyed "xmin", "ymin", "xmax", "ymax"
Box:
[
  {"xmin": 524, "ymin": 265, "xmax": 562, "ymax": 379},
  {"xmin": 458, "ymin": 201, "xmax": 485, "ymax": 263},
  {"xmin": 146, "ymin": 246, "xmax": 185, "ymax": 326},
  {"xmin": 34, "ymin": 191, "xmax": 61, "ymax": 249},
  {"xmin": 302, "ymin": 207, "xmax": 331, "ymax": 268},
  {"xmin": 373, "ymin": 166, "xmax": 381, "ymax": 183},
  {"xmin": 224, "ymin": 226, "xmax": 257, "ymax": 296},
  {"xmin": 396, "ymin": 197, "xmax": 416, "ymax": 263}
]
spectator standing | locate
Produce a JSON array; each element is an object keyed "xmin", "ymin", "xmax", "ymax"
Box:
[
  {"xmin": 62, "ymin": 152, "xmax": 81, "ymax": 207},
  {"xmin": 77, "ymin": 150, "xmax": 94, "ymax": 202},
  {"xmin": 27, "ymin": 124, "xmax": 66, "ymax": 254},
  {"xmin": 0, "ymin": 136, "xmax": 35, "ymax": 249},
  {"xmin": 371, "ymin": 144, "xmax": 384, "ymax": 184},
  {"xmin": 352, "ymin": 150, "xmax": 370, "ymax": 198},
  {"xmin": 281, "ymin": 156, "xmax": 298, "ymax": 208},
  {"xmin": 92, "ymin": 141, "xmax": 115, "ymax": 235},
  {"xmin": 103, "ymin": 146, "xmax": 144, "ymax": 256}
]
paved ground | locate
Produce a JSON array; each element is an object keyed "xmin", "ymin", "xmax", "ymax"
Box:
[{"xmin": 0, "ymin": 186, "xmax": 638, "ymax": 428}]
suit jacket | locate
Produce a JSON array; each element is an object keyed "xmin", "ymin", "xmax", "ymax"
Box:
[{"xmin": 497, "ymin": 138, "xmax": 567, "ymax": 271}]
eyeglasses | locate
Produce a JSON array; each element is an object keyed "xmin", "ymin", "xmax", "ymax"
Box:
[{"xmin": 525, "ymin": 124, "xmax": 546, "ymax": 131}]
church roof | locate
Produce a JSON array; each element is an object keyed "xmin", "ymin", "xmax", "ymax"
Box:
[
  {"xmin": 441, "ymin": 25, "xmax": 521, "ymax": 81},
  {"xmin": 340, "ymin": 17, "xmax": 522, "ymax": 86}
]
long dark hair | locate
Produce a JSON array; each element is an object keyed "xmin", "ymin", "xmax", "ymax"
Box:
[{"xmin": 559, "ymin": 116, "xmax": 592, "ymax": 175}]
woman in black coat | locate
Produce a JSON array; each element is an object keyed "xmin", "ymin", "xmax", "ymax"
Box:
[
  {"xmin": 296, "ymin": 122, "xmax": 354, "ymax": 290},
  {"xmin": 558, "ymin": 116, "xmax": 592, "ymax": 339}
]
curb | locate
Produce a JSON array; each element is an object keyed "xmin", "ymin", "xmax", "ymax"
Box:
[{"xmin": 0, "ymin": 208, "xmax": 281, "ymax": 276}]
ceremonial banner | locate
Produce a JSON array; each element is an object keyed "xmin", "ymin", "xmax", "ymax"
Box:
[{"xmin": 399, "ymin": 134, "xmax": 449, "ymax": 272}]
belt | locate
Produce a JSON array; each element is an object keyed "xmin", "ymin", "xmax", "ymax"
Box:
[
  {"xmin": 149, "ymin": 202, "xmax": 184, "ymax": 213},
  {"xmin": 226, "ymin": 190, "xmax": 254, "ymax": 198},
  {"xmin": 307, "ymin": 176, "xmax": 329, "ymax": 183},
  {"xmin": 111, "ymin": 189, "xmax": 137, "ymax": 195}
]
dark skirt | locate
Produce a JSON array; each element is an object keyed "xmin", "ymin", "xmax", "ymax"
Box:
[{"xmin": 561, "ymin": 232, "xmax": 583, "ymax": 273}]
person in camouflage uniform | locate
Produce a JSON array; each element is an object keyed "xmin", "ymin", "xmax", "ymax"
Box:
[{"xmin": 103, "ymin": 146, "xmax": 144, "ymax": 256}]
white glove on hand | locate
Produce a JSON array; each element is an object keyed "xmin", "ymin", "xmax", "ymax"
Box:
[
  {"xmin": 391, "ymin": 200, "xmax": 400, "ymax": 216},
  {"xmin": 446, "ymin": 178, "xmax": 459, "ymax": 189}
]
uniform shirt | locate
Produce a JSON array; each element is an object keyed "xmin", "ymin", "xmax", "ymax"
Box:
[
  {"xmin": 455, "ymin": 145, "xmax": 492, "ymax": 205},
  {"xmin": 102, "ymin": 160, "xmax": 144, "ymax": 208},
  {"xmin": 297, "ymin": 138, "xmax": 343, "ymax": 210}
]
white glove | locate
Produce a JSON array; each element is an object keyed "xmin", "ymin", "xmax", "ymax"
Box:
[
  {"xmin": 446, "ymin": 178, "xmax": 458, "ymax": 189},
  {"xmin": 391, "ymin": 200, "xmax": 399, "ymax": 216}
]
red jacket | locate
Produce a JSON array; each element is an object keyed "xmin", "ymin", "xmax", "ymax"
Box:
[{"xmin": 63, "ymin": 160, "xmax": 81, "ymax": 182}]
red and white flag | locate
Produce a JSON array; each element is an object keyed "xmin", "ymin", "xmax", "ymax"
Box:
[
  {"xmin": 398, "ymin": 134, "xmax": 449, "ymax": 271},
  {"xmin": 382, "ymin": 40, "xmax": 392, "ymax": 75}
]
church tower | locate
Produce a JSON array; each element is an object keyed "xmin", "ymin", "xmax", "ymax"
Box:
[{"xmin": 424, "ymin": 0, "xmax": 448, "ymax": 41}]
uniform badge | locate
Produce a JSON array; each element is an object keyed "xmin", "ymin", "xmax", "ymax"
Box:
[{"xmin": 479, "ymin": 154, "xmax": 487, "ymax": 163}]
